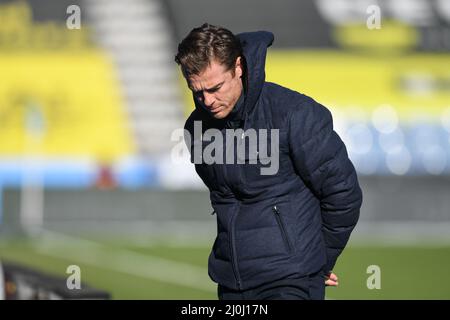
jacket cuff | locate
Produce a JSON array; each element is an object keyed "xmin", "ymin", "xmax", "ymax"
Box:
[{"xmin": 323, "ymin": 247, "xmax": 342, "ymax": 273}]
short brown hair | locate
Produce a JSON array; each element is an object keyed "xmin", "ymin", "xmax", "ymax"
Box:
[{"xmin": 175, "ymin": 23, "xmax": 242, "ymax": 77}]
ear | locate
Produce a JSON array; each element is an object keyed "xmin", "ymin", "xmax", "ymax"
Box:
[
  {"xmin": 181, "ymin": 67, "xmax": 190, "ymax": 83},
  {"xmin": 235, "ymin": 56, "xmax": 243, "ymax": 78}
]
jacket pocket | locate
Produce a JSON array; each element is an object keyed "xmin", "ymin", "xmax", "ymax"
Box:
[{"xmin": 272, "ymin": 205, "xmax": 293, "ymax": 254}]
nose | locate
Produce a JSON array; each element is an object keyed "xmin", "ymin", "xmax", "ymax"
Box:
[{"xmin": 203, "ymin": 92, "xmax": 215, "ymax": 108}]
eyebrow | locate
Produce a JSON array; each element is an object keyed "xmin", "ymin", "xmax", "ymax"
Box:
[{"xmin": 191, "ymin": 81, "xmax": 224, "ymax": 94}]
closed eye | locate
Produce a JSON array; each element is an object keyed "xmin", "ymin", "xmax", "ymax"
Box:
[
  {"xmin": 205, "ymin": 86, "xmax": 221, "ymax": 94},
  {"xmin": 190, "ymin": 81, "xmax": 224, "ymax": 97}
]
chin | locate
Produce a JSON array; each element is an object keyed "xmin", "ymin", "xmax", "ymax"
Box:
[
  {"xmin": 210, "ymin": 109, "xmax": 228, "ymax": 119},
  {"xmin": 212, "ymin": 112, "xmax": 225, "ymax": 119}
]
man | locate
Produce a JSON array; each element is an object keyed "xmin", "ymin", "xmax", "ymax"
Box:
[{"xmin": 175, "ymin": 23, "xmax": 362, "ymax": 300}]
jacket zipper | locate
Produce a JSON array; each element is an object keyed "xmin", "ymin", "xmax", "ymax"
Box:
[
  {"xmin": 229, "ymin": 203, "xmax": 242, "ymax": 290},
  {"xmin": 272, "ymin": 205, "xmax": 293, "ymax": 253},
  {"xmin": 227, "ymin": 122, "xmax": 246, "ymax": 290}
]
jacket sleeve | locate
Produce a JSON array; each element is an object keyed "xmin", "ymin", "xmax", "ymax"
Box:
[{"xmin": 288, "ymin": 98, "xmax": 363, "ymax": 274}]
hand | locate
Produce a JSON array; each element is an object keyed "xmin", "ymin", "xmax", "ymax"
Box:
[{"xmin": 325, "ymin": 272, "xmax": 339, "ymax": 287}]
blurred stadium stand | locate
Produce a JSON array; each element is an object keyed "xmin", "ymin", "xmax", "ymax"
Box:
[{"xmin": 85, "ymin": 0, "xmax": 184, "ymax": 156}]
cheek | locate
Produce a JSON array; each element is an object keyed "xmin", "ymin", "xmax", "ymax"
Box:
[{"xmin": 216, "ymin": 94, "xmax": 227, "ymax": 105}]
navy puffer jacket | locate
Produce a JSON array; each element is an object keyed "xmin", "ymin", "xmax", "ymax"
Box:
[{"xmin": 184, "ymin": 31, "xmax": 363, "ymax": 291}]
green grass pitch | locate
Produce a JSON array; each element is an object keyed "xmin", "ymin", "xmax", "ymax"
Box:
[{"xmin": 1, "ymin": 238, "xmax": 449, "ymax": 299}]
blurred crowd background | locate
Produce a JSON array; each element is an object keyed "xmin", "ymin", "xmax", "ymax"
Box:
[{"xmin": 0, "ymin": 0, "xmax": 449, "ymax": 299}]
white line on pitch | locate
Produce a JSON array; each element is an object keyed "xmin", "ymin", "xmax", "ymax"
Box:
[{"xmin": 33, "ymin": 231, "xmax": 216, "ymax": 294}]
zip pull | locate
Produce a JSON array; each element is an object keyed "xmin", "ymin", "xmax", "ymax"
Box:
[{"xmin": 272, "ymin": 206, "xmax": 280, "ymax": 214}]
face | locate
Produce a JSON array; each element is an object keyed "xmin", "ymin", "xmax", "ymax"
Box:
[{"xmin": 186, "ymin": 57, "xmax": 243, "ymax": 119}]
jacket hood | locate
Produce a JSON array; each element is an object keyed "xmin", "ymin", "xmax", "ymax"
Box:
[{"xmin": 237, "ymin": 31, "xmax": 274, "ymax": 119}]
